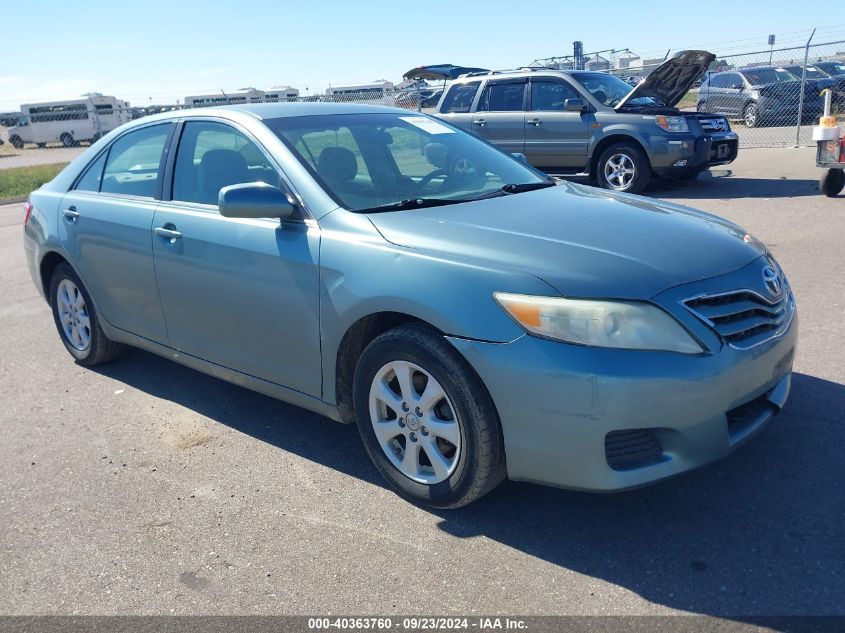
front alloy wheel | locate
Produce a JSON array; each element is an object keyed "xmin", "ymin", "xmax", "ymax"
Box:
[
  {"xmin": 353, "ymin": 324, "xmax": 505, "ymax": 508},
  {"xmin": 596, "ymin": 142, "xmax": 651, "ymax": 194},
  {"xmin": 368, "ymin": 360, "xmax": 461, "ymax": 484}
]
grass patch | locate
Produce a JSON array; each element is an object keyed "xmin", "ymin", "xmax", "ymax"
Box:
[
  {"xmin": 677, "ymin": 90, "xmax": 697, "ymax": 110},
  {"xmin": 0, "ymin": 163, "xmax": 67, "ymax": 203}
]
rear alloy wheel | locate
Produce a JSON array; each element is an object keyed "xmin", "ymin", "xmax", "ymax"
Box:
[
  {"xmin": 353, "ymin": 324, "xmax": 505, "ymax": 508},
  {"xmin": 820, "ymin": 168, "xmax": 845, "ymax": 197},
  {"xmin": 60, "ymin": 133, "xmax": 75, "ymax": 148},
  {"xmin": 743, "ymin": 103, "xmax": 759, "ymax": 128},
  {"xmin": 596, "ymin": 142, "xmax": 651, "ymax": 194},
  {"xmin": 49, "ymin": 263, "xmax": 124, "ymax": 365}
]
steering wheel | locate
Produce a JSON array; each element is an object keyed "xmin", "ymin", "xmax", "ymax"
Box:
[{"xmin": 417, "ymin": 168, "xmax": 450, "ymax": 190}]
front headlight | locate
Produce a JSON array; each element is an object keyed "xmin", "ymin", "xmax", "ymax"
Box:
[
  {"xmin": 654, "ymin": 115, "xmax": 689, "ymax": 133},
  {"xmin": 494, "ymin": 293, "xmax": 704, "ymax": 354}
]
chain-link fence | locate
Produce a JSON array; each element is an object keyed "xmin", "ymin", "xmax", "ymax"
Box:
[{"xmin": 694, "ymin": 39, "xmax": 845, "ymax": 148}]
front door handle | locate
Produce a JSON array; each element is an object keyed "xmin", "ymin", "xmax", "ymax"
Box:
[
  {"xmin": 472, "ymin": 119, "xmax": 487, "ymax": 127},
  {"xmin": 526, "ymin": 118, "xmax": 543, "ymax": 126},
  {"xmin": 154, "ymin": 226, "xmax": 182, "ymax": 243},
  {"xmin": 62, "ymin": 207, "xmax": 80, "ymax": 223}
]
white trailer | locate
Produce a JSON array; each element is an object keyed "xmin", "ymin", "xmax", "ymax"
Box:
[
  {"xmin": 324, "ymin": 81, "xmax": 395, "ymax": 106},
  {"xmin": 7, "ymin": 95, "xmax": 130, "ymax": 148},
  {"xmin": 184, "ymin": 87, "xmax": 300, "ymax": 107}
]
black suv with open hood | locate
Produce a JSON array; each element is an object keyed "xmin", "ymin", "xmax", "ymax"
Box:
[{"xmin": 435, "ymin": 50, "xmax": 737, "ymax": 194}]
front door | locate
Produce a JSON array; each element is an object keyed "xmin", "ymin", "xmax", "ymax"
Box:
[
  {"xmin": 151, "ymin": 119, "xmax": 322, "ymax": 396},
  {"xmin": 57, "ymin": 122, "xmax": 173, "ymax": 342},
  {"xmin": 523, "ymin": 78, "xmax": 590, "ymax": 170}
]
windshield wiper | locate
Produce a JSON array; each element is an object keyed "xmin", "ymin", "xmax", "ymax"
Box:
[
  {"xmin": 359, "ymin": 197, "xmax": 466, "ymax": 213},
  {"xmin": 465, "ymin": 181, "xmax": 557, "ymax": 200}
]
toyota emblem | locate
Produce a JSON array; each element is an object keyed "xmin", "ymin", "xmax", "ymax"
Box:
[{"xmin": 762, "ymin": 265, "xmax": 782, "ymax": 296}]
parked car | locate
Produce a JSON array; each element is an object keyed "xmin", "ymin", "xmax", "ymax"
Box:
[
  {"xmin": 23, "ymin": 103, "xmax": 796, "ymax": 508},
  {"xmin": 811, "ymin": 60, "xmax": 845, "ymax": 79},
  {"xmin": 434, "ymin": 50, "xmax": 737, "ymax": 193},
  {"xmin": 698, "ymin": 66, "xmax": 826, "ymax": 127},
  {"xmin": 420, "ymin": 89, "xmax": 443, "ymax": 108},
  {"xmin": 782, "ymin": 63, "xmax": 845, "ymax": 113}
]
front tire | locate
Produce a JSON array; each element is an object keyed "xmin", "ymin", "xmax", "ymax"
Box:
[
  {"xmin": 820, "ymin": 169, "xmax": 845, "ymax": 197},
  {"xmin": 60, "ymin": 133, "xmax": 75, "ymax": 148},
  {"xmin": 9, "ymin": 135, "xmax": 23, "ymax": 149},
  {"xmin": 595, "ymin": 142, "xmax": 651, "ymax": 194},
  {"xmin": 743, "ymin": 102, "xmax": 759, "ymax": 128},
  {"xmin": 353, "ymin": 324, "xmax": 505, "ymax": 508},
  {"xmin": 49, "ymin": 263, "xmax": 124, "ymax": 365}
]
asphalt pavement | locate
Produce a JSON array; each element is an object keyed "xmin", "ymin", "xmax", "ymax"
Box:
[{"xmin": 0, "ymin": 147, "xmax": 843, "ymax": 619}]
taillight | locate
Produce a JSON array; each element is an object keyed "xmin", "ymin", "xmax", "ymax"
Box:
[{"xmin": 23, "ymin": 202, "xmax": 33, "ymax": 226}]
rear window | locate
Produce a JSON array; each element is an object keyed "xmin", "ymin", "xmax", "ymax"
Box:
[{"xmin": 439, "ymin": 81, "xmax": 481, "ymax": 113}]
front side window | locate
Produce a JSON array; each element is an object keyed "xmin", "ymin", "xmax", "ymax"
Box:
[
  {"xmin": 439, "ymin": 81, "xmax": 481, "ymax": 113},
  {"xmin": 172, "ymin": 121, "xmax": 279, "ymax": 206},
  {"xmin": 709, "ymin": 74, "xmax": 734, "ymax": 89},
  {"xmin": 100, "ymin": 124, "xmax": 170, "ymax": 198},
  {"xmin": 530, "ymin": 80, "xmax": 579, "ymax": 111},
  {"xmin": 477, "ymin": 81, "xmax": 526, "ymax": 112},
  {"xmin": 266, "ymin": 113, "xmax": 549, "ymax": 212}
]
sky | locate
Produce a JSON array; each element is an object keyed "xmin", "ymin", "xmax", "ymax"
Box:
[{"xmin": 1, "ymin": 0, "xmax": 844, "ymax": 111}]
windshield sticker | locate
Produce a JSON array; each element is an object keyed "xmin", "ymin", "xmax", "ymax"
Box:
[{"xmin": 400, "ymin": 116, "xmax": 455, "ymax": 135}]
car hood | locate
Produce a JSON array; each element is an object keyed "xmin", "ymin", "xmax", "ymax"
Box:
[
  {"xmin": 616, "ymin": 50, "xmax": 715, "ymax": 110},
  {"xmin": 366, "ymin": 183, "xmax": 765, "ymax": 300}
]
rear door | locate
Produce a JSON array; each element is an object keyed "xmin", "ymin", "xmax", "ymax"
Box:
[
  {"xmin": 150, "ymin": 118, "xmax": 322, "ymax": 396},
  {"xmin": 471, "ymin": 78, "xmax": 527, "ymax": 154},
  {"xmin": 57, "ymin": 122, "xmax": 173, "ymax": 342},
  {"xmin": 524, "ymin": 77, "xmax": 590, "ymax": 169}
]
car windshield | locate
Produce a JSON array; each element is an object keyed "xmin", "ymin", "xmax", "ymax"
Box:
[
  {"xmin": 784, "ymin": 65, "xmax": 828, "ymax": 79},
  {"xmin": 742, "ymin": 68, "xmax": 797, "ymax": 85},
  {"xmin": 816, "ymin": 61, "xmax": 845, "ymax": 75},
  {"xmin": 569, "ymin": 72, "xmax": 661, "ymax": 107},
  {"xmin": 266, "ymin": 112, "xmax": 550, "ymax": 212}
]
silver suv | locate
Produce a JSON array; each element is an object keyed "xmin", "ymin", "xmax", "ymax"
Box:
[{"xmin": 435, "ymin": 50, "xmax": 738, "ymax": 193}]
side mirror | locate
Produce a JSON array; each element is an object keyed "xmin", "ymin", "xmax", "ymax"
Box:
[
  {"xmin": 564, "ymin": 98, "xmax": 588, "ymax": 112},
  {"xmin": 731, "ymin": 84, "xmax": 744, "ymax": 91},
  {"xmin": 511, "ymin": 152, "xmax": 529, "ymax": 164},
  {"xmin": 218, "ymin": 182, "xmax": 295, "ymax": 220}
]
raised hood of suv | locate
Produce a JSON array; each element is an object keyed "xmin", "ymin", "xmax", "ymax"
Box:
[
  {"xmin": 366, "ymin": 182, "xmax": 765, "ymax": 300},
  {"xmin": 616, "ymin": 50, "xmax": 715, "ymax": 110}
]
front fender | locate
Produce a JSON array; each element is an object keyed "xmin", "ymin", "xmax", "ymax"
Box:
[{"xmin": 317, "ymin": 209, "xmax": 555, "ymax": 404}]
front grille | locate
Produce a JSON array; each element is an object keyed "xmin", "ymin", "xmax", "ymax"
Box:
[
  {"xmin": 684, "ymin": 287, "xmax": 794, "ymax": 350},
  {"xmin": 605, "ymin": 429, "xmax": 663, "ymax": 471},
  {"xmin": 699, "ymin": 116, "xmax": 729, "ymax": 132}
]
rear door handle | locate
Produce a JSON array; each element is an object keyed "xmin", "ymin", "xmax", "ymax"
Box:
[
  {"xmin": 526, "ymin": 118, "xmax": 542, "ymax": 126},
  {"xmin": 62, "ymin": 207, "xmax": 80, "ymax": 223},
  {"xmin": 154, "ymin": 226, "xmax": 182, "ymax": 243},
  {"xmin": 472, "ymin": 119, "xmax": 487, "ymax": 127}
]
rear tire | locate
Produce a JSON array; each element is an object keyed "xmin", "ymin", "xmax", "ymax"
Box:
[
  {"xmin": 820, "ymin": 169, "xmax": 845, "ymax": 197},
  {"xmin": 353, "ymin": 324, "xmax": 506, "ymax": 508},
  {"xmin": 595, "ymin": 142, "xmax": 651, "ymax": 194},
  {"xmin": 60, "ymin": 133, "xmax": 75, "ymax": 148},
  {"xmin": 49, "ymin": 263, "xmax": 124, "ymax": 366}
]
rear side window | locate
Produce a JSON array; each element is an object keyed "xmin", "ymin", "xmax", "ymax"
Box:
[
  {"xmin": 439, "ymin": 81, "xmax": 481, "ymax": 113},
  {"xmin": 477, "ymin": 81, "xmax": 527, "ymax": 112},
  {"xmin": 74, "ymin": 151, "xmax": 107, "ymax": 192},
  {"xmin": 171, "ymin": 121, "xmax": 279, "ymax": 206},
  {"xmin": 100, "ymin": 124, "xmax": 170, "ymax": 198}
]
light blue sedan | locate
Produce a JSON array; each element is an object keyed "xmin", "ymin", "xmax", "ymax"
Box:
[{"xmin": 23, "ymin": 103, "xmax": 797, "ymax": 507}]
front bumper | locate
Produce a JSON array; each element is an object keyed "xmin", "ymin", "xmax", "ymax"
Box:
[
  {"xmin": 651, "ymin": 132, "xmax": 739, "ymax": 177},
  {"xmin": 447, "ymin": 262, "xmax": 797, "ymax": 492}
]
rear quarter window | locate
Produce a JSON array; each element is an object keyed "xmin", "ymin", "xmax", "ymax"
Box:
[{"xmin": 439, "ymin": 81, "xmax": 481, "ymax": 113}]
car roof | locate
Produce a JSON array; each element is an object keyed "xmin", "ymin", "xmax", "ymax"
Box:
[
  {"xmin": 135, "ymin": 101, "xmax": 413, "ymax": 125},
  {"xmin": 450, "ymin": 68, "xmax": 598, "ymax": 82}
]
